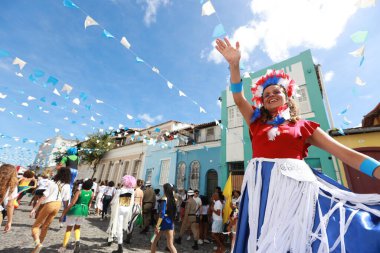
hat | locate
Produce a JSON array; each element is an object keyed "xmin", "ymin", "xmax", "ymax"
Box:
[
  {"xmin": 187, "ymin": 190, "xmax": 194, "ymax": 196},
  {"xmin": 145, "ymin": 181, "xmax": 151, "ymax": 186}
]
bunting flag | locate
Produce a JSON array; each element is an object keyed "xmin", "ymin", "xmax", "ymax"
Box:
[
  {"xmin": 201, "ymin": 1, "xmax": 216, "ymax": 16},
  {"xmin": 15, "ymin": 72, "xmax": 23, "ymax": 77},
  {"xmin": 103, "ymin": 29, "xmax": 114, "ymax": 38},
  {"xmin": 95, "ymin": 99, "xmax": 104, "ymax": 104},
  {"xmin": 0, "ymin": 108, "xmax": 6, "ymax": 112},
  {"xmin": 84, "ymin": 16, "xmax": 99, "ymax": 29},
  {"xmin": 63, "ymin": 0, "xmax": 79, "ymax": 9},
  {"xmin": 166, "ymin": 81, "xmax": 173, "ymax": 89},
  {"xmin": 136, "ymin": 57, "xmax": 144, "ymax": 63},
  {"xmin": 61, "ymin": 83, "xmax": 73, "ymax": 94},
  {"xmin": 199, "ymin": 106, "xmax": 206, "ymax": 113},
  {"xmin": 349, "ymin": 46, "xmax": 365, "ymax": 57},
  {"xmin": 120, "ymin": 37, "xmax": 131, "ymax": 49},
  {"xmin": 12, "ymin": 57, "xmax": 27, "ymax": 70},
  {"xmin": 127, "ymin": 114, "xmax": 133, "ymax": 120},
  {"xmin": 212, "ymin": 24, "xmax": 226, "ymax": 38},
  {"xmin": 46, "ymin": 76, "xmax": 58, "ymax": 86},
  {"xmin": 27, "ymin": 96, "xmax": 36, "ymax": 101},
  {"xmin": 359, "ymin": 56, "xmax": 365, "ymax": 66},
  {"xmin": 338, "ymin": 105, "xmax": 350, "ymax": 115},
  {"xmin": 0, "ymin": 93, "xmax": 7, "ymax": 99},
  {"xmin": 343, "ymin": 116, "xmax": 352, "ymax": 125},
  {"xmin": 355, "ymin": 76, "xmax": 366, "ymax": 86},
  {"xmin": 53, "ymin": 88, "xmax": 61, "ymax": 96},
  {"xmin": 152, "ymin": 67, "xmax": 160, "ymax": 74},
  {"xmin": 350, "ymin": 31, "xmax": 368, "ymax": 44},
  {"xmin": 179, "ymin": 90, "xmax": 186, "ymax": 97},
  {"xmin": 21, "ymin": 102, "xmax": 28, "ymax": 107}
]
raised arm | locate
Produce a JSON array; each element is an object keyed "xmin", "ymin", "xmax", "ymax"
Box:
[
  {"xmin": 308, "ymin": 128, "xmax": 380, "ymax": 179},
  {"xmin": 215, "ymin": 37, "xmax": 253, "ymax": 125}
]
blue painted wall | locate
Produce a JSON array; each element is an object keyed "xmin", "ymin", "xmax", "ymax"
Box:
[
  {"xmin": 142, "ymin": 140, "xmax": 179, "ymax": 193},
  {"xmin": 177, "ymin": 146, "xmax": 221, "ymax": 195}
]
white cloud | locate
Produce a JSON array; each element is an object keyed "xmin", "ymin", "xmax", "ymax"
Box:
[
  {"xmin": 208, "ymin": 0, "xmax": 359, "ymax": 63},
  {"xmin": 137, "ymin": 0, "xmax": 171, "ymax": 26},
  {"xmin": 138, "ymin": 113, "xmax": 163, "ymax": 123},
  {"xmin": 324, "ymin": 70, "xmax": 334, "ymax": 83}
]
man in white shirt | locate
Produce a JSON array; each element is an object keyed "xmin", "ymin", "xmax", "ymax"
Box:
[
  {"xmin": 210, "ymin": 192, "xmax": 225, "ymax": 253},
  {"xmin": 193, "ymin": 190, "xmax": 203, "ymax": 245}
]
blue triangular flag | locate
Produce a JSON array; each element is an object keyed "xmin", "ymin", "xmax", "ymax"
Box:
[
  {"xmin": 29, "ymin": 74, "xmax": 37, "ymax": 83},
  {"xmin": 63, "ymin": 0, "xmax": 79, "ymax": 9},
  {"xmin": 46, "ymin": 76, "xmax": 58, "ymax": 86},
  {"xmin": 0, "ymin": 50, "xmax": 10, "ymax": 58},
  {"xmin": 212, "ymin": 24, "xmax": 226, "ymax": 38},
  {"xmin": 51, "ymin": 101, "xmax": 58, "ymax": 106},
  {"xmin": 33, "ymin": 69, "xmax": 45, "ymax": 78},
  {"xmin": 85, "ymin": 104, "xmax": 92, "ymax": 111},
  {"xmin": 359, "ymin": 56, "xmax": 365, "ymax": 66},
  {"xmin": 79, "ymin": 92, "xmax": 88, "ymax": 101},
  {"xmin": 103, "ymin": 29, "xmax": 114, "ymax": 38},
  {"xmin": 100, "ymin": 120, "xmax": 104, "ymax": 125},
  {"xmin": 40, "ymin": 97, "xmax": 46, "ymax": 102}
]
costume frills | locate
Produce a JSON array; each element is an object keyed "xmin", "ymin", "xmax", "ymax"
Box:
[
  {"xmin": 107, "ymin": 188, "xmax": 141, "ymax": 243},
  {"xmin": 234, "ymin": 120, "xmax": 380, "ymax": 253}
]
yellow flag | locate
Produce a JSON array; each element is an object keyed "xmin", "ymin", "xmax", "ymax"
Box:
[{"xmin": 222, "ymin": 173, "xmax": 232, "ymax": 224}]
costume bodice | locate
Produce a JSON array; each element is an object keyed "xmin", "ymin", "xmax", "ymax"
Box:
[{"xmin": 249, "ymin": 119, "xmax": 319, "ymax": 159}]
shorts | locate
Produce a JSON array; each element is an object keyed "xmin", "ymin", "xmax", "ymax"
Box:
[
  {"xmin": 211, "ymin": 220, "xmax": 223, "ymax": 233},
  {"xmin": 66, "ymin": 216, "xmax": 85, "ymax": 226}
]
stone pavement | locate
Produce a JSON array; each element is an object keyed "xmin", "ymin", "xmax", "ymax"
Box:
[{"xmin": 0, "ymin": 197, "xmax": 220, "ymax": 253}]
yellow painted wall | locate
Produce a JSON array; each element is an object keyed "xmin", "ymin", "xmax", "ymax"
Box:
[{"xmin": 332, "ymin": 131, "xmax": 380, "ymax": 187}]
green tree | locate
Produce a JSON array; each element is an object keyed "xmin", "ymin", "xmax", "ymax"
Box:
[{"xmin": 79, "ymin": 132, "xmax": 115, "ymax": 178}]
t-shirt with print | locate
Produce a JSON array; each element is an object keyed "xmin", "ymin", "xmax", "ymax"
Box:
[
  {"xmin": 212, "ymin": 200, "xmax": 223, "ymax": 221},
  {"xmin": 43, "ymin": 180, "xmax": 70, "ymax": 204}
]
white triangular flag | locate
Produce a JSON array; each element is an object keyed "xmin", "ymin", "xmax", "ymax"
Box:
[
  {"xmin": 84, "ymin": 16, "xmax": 99, "ymax": 29},
  {"xmin": 72, "ymin": 98, "xmax": 80, "ymax": 105},
  {"xmin": 62, "ymin": 83, "xmax": 73, "ymax": 94},
  {"xmin": 96, "ymin": 112, "xmax": 102, "ymax": 116},
  {"xmin": 27, "ymin": 96, "xmax": 36, "ymax": 101},
  {"xmin": 21, "ymin": 102, "xmax": 28, "ymax": 107},
  {"xmin": 199, "ymin": 106, "xmax": 206, "ymax": 113},
  {"xmin": 0, "ymin": 108, "xmax": 6, "ymax": 112},
  {"xmin": 72, "ymin": 109, "xmax": 78, "ymax": 114},
  {"xmin": 202, "ymin": 1, "xmax": 216, "ymax": 16},
  {"xmin": 54, "ymin": 128, "xmax": 60, "ymax": 133},
  {"xmin": 152, "ymin": 67, "xmax": 160, "ymax": 74},
  {"xmin": 355, "ymin": 76, "xmax": 366, "ymax": 86},
  {"xmin": 16, "ymin": 114, "xmax": 23, "ymax": 118},
  {"xmin": 53, "ymin": 88, "xmax": 61, "ymax": 96},
  {"xmin": 0, "ymin": 93, "xmax": 7, "ymax": 99},
  {"xmin": 118, "ymin": 124, "xmax": 124, "ymax": 129},
  {"xmin": 120, "ymin": 37, "xmax": 131, "ymax": 49},
  {"xmin": 179, "ymin": 90, "xmax": 187, "ymax": 97},
  {"xmin": 43, "ymin": 110, "xmax": 49, "ymax": 114},
  {"xmin": 127, "ymin": 114, "xmax": 133, "ymax": 120},
  {"xmin": 64, "ymin": 117, "xmax": 69, "ymax": 120},
  {"xmin": 90, "ymin": 116, "xmax": 96, "ymax": 121},
  {"xmin": 167, "ymin": 81, "xmax": 173, "ymax": 89},
  {"xmin": 70, "ymin": 133, "xmax": 75, "ymax": 137},
  {"xmin": 81, "ymin": 123, "xmax": 87, "ymax": 126},
  {"xmin": 15, "ymin": 72, "xmax": 23, "ymax": 77},
  {"xmin": 349, "ymin": 46, "xmax": 365, "ymax": 58},
  {"xmin": 12, "ymin": 57, "xmax": 27, "ymax": 70},
  {"xmin": 95, "ymin": 99, "xmax": 104, "ymax": 104}
]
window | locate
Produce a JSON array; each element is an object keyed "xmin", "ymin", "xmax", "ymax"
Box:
[
  {"xmin": 176, "ymin": 162, "xmax": 186, "ymax": 190},
  {"xmin": 206, "ymin": 128, "xmax": 214, "ymax": 141},
  {"xmin": 159, "ymin": 159, "xmax": 171, "ymax": 185},
  {"xmin": 123, "ymin": 161, "xmax": 130, "ymax": 176},
  {"xmin": 228, "ymin": 106, "xmax": 243, "ymax": 128},
  {"xmin": 132, "ymin": 160, "xmax": 141, "ymax": 179},
  {"xmin": 190, "ymin": 161, "xmax": 200, "ymax": 190},
  {"xmin": 146, "ymin": 168, "xmax": 153, "ymax": 183},
  {"xmin": 296, "ymin": 86, "xmax": 312, "ymax": 114}
]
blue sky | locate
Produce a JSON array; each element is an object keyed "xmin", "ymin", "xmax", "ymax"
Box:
[{"xmin": 0, "ymin": 0, "xmax": 379, "ymax": 166}]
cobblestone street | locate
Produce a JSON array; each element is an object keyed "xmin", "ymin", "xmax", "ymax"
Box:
[{"xmin": 1, "ymin": 197, "xmax": 217, "ymax": 253}]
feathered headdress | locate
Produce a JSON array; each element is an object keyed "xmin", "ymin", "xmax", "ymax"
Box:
[{"xmin": 249, "ymin": 69, "xmax": 297, "ymax": 141}]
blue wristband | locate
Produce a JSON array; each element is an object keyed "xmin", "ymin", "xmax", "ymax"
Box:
[
  {"xmin": 230, "ymin": 81, "xmax": 243, "ymax": 93},
  {"xmin": 360, "ymin": 157, "xmax": 380, "ymax": 177}
]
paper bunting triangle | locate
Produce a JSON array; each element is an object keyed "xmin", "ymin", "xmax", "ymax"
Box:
[
  {"xmin": 152, "ymin": 67, "xmax": 160, "ymax": 74},
  {"xmin": 338, "ymin": 105, "xmax": 350, "ymax": 115},
  {"xmin": 43, "ymin": 110, "xmax": 49, "ymax": 114},
  {"xmin": 21, "ymin": 102, "xmax": 28, "ymax": 107},
  {"xmin": 33, "ymin": 69, "xmax": 44, "ymax": 78},
  {"xmin": 46, "ymin": 76, "xmax": 58, "ymax": 86},
  {"xmin": 349, "ymin": 46, "xmax": 365, "ymax": 58},
  {"xmin": 63, "ymin": 0, "xmax": 79, "ymax": 9},
  {"xmin": 15, "ymin": 72, "xmax": 23, "ymax": 77},
  {"xmin": 0, "ymin": 108, "xmax": 6, "ymax": 112},
  {"xmin": 167, "ymin": 81, "xmax": 173, "ymax": 89},
  {"xmin": 350, "ymin": 31, "xmax": 368, "ymax": 44},
  {"xmin": 53, "ymin": 88, "xmax": 61, "ymax": 96},
  {"xmin": 72, "ymin": 108, "xmax": 78, "ymax": 114},
  {"xmin": 359, "ymin": 56, "xmax": 365, "ymax": 66},
  {"xmin": 103, "ymin": 29, "xmax": 114, "ymax": 38},
  {"xmin": 355, "ymin": 76, "xmax": 366, "ymax": 86},
  {"xmin": 64, "ymin": 117, "xmax": 69, "ymax": 120},
  {"xmin": 0, "ymin": 93, "xmax": 7, "ymax": 99},
  {"xmin": 54, "ymin": 128, "xmax": 60, "ymax": 133},
  {"xmin": 16, "ymin": 114, "xmax": 23, "ymax": 118},
  {"xmin": 202, "ymin": 1, "xmax": 216, "ymax": 16},
  {"xmin": 70, "ymin": 133, "xmax": 75, "ymax": 137},
  {"xmin": 0, "ymin": 50, "xmax": 9, "ymax": 58},
  {"xmin": 136, "ymin": 57, "xmax": 144, "ymax": 63},
  {"xmin": 179, "ymin": 90, "xmax": 187, "ymax": 97},
  {"xmin": 51, "ymin": 102, "xmax": 58, "ymax": 106},
  {"xmin": 12, "ymin": 57, "xmax": 27, "ymax": 70},
  {"xmin": 199, "ymin": 107, "xmax": 206, "ymax": 113},
  {"xmin": 90, "ymin": 116, "xmax": 96, "ymax": 122},
  {"xmin": 40, "ymin": 97, "xmax": 46, "ymax": 102},
  {"xmin": 61, "ymin": 83, "xmax": 73, "ymax": 94},
  {"xmin": 27, "ymin": 96, "xmax": 36, "ymax": 101},
  {"xmin": 120, "ymin": 37, "xmax": 131, "ymax": 49},
  {"xmin": 29, "ymin": 74, "xmax": 37, "ymax": 83},
  {"xmin": 84, "ymin": 16, "xmax": 99, "ymax": 29},
  {"xmin": 343, "ymin": 116, "xmax": 352, "ymax": 125},
  {"xmin": 95, "ymin": 99, "xmax": 104, "ymax": 104},
  {"xmin": 212, "ymin": 24, "xmax": 226, "ymax": 38},
  {"xmin": 85, "ymin": 104, "xmax": 92, "ymax": 111},
  {"xmin": 72, "ymin": 98, "xmax": 80, "ymax": 105},
  {"xmin": 79, "ymin": 92, "xmax": 88, "ymax": 101},
  {"xmin": 127, "ymin": 114, "xmax": 133, "ymax": 120}
]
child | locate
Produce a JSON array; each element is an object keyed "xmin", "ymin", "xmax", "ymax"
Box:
[{"xmin": 58, "ymin": 179, "xmax": 94, "ymax": 253}]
